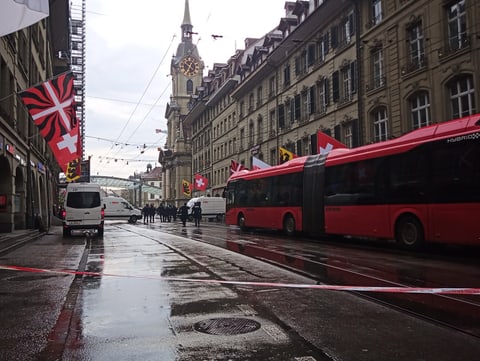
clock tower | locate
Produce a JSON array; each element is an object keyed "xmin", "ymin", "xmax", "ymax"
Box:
[{"xmin": 161, "ymin": 0, "xmax": 204, "ymax": 205}]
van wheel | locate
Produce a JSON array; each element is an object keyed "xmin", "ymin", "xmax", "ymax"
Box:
[
  {"xmin": 238, "ymin": 214, "xmax": 247, "ymax": 231},
  {"xmin": 395, "ymin": 215, "xmax": 424, "ymax": 249},
  {"xmin": 283, "ymin": 215, "xmax": 295, "ymax": 236},
  {"xmin": 63, "ymin": 228, "xmax": 70, "ymax": 238},
  {"xmin": 129, "ymin": 215, "xmax": 137, "ymax": 224},
  {"xmin": 97, "ymin": 228, "xmax": 104, "ymax": 237}
]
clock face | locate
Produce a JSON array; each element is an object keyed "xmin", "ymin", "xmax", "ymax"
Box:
[{"xmin": 180, "ymin": 56, "xmax": 200, "ymax": 76}]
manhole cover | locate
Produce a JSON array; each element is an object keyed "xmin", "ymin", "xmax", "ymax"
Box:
[{"xmin": 194, "ymin": 317, "xmax": 261, "ymax": 335}]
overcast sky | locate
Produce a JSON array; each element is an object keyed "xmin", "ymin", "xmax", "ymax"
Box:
[{"xmin": 84, "ymin": 0, "xmax": 286, "ymax": 179}]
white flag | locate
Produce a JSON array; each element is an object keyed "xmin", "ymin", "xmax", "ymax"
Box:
[
  {"xmin": 252, "ymin": 156, "xmax": 270, "ymax": 170},
  {"xmin": 0, "ymin": 0, "xmax": 49, "ymax": 37}
]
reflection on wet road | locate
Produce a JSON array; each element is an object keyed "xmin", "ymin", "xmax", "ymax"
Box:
[{"xmin": 135, "ymin": 220, "xmax": 480, "ymax": 337}]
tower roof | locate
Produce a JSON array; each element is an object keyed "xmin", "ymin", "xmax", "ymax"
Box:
[{"xmin": 182, "ymin": 0, "xmax": 192, "ymax": 27}]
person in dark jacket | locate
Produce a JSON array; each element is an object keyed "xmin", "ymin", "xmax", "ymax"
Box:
[
  {"xmin": 178, "ymin": 203, "xmax": 189, "ymax": 226},
  {"xmin": 142, "ymin": 204, "xmax": 149, "ymax": 224},
  {"xmin": 192, "ymin": 202, "xmax": 202, "ymax": 227}
]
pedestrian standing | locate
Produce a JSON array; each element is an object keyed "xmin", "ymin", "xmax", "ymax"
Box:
[
  {"xmin": 142, "ymin": 204, "xmax": 149, "ymax": 224},
  {"xmin": 179, "ymin": 203, "xmax": 189, "ymax": 227},
  {"xmin": 192, "ymin": 201, "xmax": 202, "ymax": 227},
  {"xmin": 149, "ymin": 204, "xmax": 155, "ymax": 223}
]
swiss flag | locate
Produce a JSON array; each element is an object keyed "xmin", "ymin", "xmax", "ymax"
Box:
[
  {"xmin": 19, "ymin": 72, "xmax": 80, "ymax": 169},
  {"xmin": 230, "ymin": 160, "xmax": 248, "ymax": 174},
  {"xmin": 194, "ymin": 173, "xmax": 208, "ymax": 191},
  {"xmin": 317, "ymin": 131, "xmax": 347, "ymax": 155}
]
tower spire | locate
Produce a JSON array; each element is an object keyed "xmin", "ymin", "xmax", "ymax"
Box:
[
  {"xmin": 181, "ymin": 0, "xmax": 193, "ymax": 42},
  {"xmin": 182, "ymin": 0, "xmax": 192, "ymax": 26}
]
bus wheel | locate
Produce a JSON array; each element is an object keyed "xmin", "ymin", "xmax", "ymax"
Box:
[
  {"xmin": 395, "ymin": 215, "xmax": 424, "ymax": 249},
  {"xmin": 238, "ymin": 214, "xmax": 247, "ymax": 231},
  {"xmin": 283, "ymin": 215, "xmax": 295, "ymax": 237}
]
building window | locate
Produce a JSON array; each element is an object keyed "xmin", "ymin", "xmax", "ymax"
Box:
[
  {"xmin": 186, "ymin": 79, "xmax": 193, "ymax": 94},
  {"xmin": 283, "ymin": 63, "xmax": 291, "ymax": 87},
  {"xmin": 372, "ymin": 107, "xmax": 388, "ymax": 142},
  {"xmin": 372, "ymin": 48, "xmax": 384, "ymax": 89},
  {"xmin": 257, "ymin": 86, "xmax": 263, "ymax": 107},
  {"xmin": 407, "ymin": 22, "xmax": 425, "ymax": 69},
  {"xmin": 409, "ymin": 91, "xmax": 431, "ymax": 129},
  {"xmin": 449, "ymin": 75, "xmax": 475, "ymax": 119},
  {"xmin": 340, "ymin": 66, "xmax": 351, "ymax": 103},
  {"xmin": 340, "ymin": 12, "xmax": 355, "ymax": 46},
  {"xmin": 447, "ymin": 0, "xmax": 467, "ymax": 50},
  {"xmin": 269, "ymin": 76, "xmax": 275, "ymax": 98},
  {"xmin": 344, "ymin": 123, "xmax": 353, "ymax": 148},
  {"xmin": 318, "ymin": 33, "xmax": 329, "ymax": 62},
  {"xmin": 372, "ymin": 0, "xmax": 383, "ymax": 25},
  {"xmin": 318, "ymin": 78, "xmax": 329, "ymax": 114},
  {"xmin": 248, "ymin": 93, "xmax": 254, "ymax": 112}
]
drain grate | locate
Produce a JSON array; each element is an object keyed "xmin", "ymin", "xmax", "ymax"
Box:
[{"xmin": 194, "ymin": 317, "xmax": 261, "ymax": 335}]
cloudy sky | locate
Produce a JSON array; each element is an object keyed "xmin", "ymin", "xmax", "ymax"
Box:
[{"xmin": 84, "ymin": 0, "xmax": 286, "ymax": 179}]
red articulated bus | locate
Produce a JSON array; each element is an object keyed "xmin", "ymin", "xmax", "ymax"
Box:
[{"xmin": 225, "ymin": 114, "xmax": 480, "ymax": 248}]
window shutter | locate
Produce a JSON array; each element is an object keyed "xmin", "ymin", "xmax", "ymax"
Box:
[
  {"xmin": 331, "ymin": 25, "xmax": 338, "ymax": 48},
  {"xmin": 334, "ymin": 125, "xmax": 341, "ymax": 141},
  {"xmin": 332, "ymin": 71, "xmax": 339, "ymax": 102},
  {"xmin": 310, "ymin": 133, "xmax": 317, "ymax": 154},
  {"xmin": 296, "ymin": 139, "xmax": 303, "ymax": 156},
  {"xmin": 325, "ymin": 78, "xmax": 330, "ymax": 105},
  {"xmin": 278, "ymin": 104, "xmax": 285, "ymax": 128}
]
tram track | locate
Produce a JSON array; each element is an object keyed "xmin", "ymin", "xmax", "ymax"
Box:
[{"xmin": 119, "ymin": 222, "xmax": 480, "ymax": 340}]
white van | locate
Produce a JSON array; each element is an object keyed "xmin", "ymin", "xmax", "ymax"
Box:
[
  {"xmin": 103, "ymin": 196, "xmax": 142, "ymax": 224},
  {"xmin": 62, "ymin": 183, "xmax": 104, "ymax": 237},
  {"xmin": 186, "ymin": 196, "xmax": 226, "ymax": 221}
]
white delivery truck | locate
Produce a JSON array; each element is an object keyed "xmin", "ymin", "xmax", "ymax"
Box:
[
  {"xmin": 62, "ymin": 182, "xmax": 104, "ymax": 237},
  {"xmin": 103, "ymin": 196, "xmax": 142, "ymax": 224},
  {"xmin": 186, "ymin": 196, "xmax": 226, "ymax": 221}
]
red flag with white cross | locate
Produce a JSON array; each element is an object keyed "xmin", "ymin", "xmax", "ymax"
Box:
[
  {"xmin": 19, "ymin": 72, "xmax": 80, "ymax": 170},
  {"xmin": 194, "ymin": 173, "xmax": 208, "ymax": 191}
]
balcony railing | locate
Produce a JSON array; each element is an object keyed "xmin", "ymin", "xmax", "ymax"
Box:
[
  {"xmin": 401, "ymin": 56, "xmax": 428, "ymax": 76},
  {"xmin": 438, "ymin": 35, "xmax": 471, "ymax": 60}
]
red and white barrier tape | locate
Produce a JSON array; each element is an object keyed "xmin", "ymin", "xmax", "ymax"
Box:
[{"xmin": 1, "ymin": 264, "xmax": 479, "ymax": 295}]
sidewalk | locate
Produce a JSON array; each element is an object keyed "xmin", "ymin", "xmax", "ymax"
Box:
[{"xmin": 0, "ymin": 227, "xmax": 46, "ymax": 253}]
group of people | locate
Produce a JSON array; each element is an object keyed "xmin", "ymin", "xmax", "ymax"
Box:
[
  {"xmin": 178, "ymin": 202, "xmax": 202, "ymax": 227},
  {"xmin": 141, "ymin": 202, "xmax": 202, "ymax": 227},
  {"xmin": 141, "ymin": 203, "xmax": 178, "ymax": 224}
]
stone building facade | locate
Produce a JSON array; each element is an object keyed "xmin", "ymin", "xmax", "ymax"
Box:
[
  {"xmin": 171, "ymin": 0, "xmax": 479, "ymax": 200},
  {"xmin": 0, "ymin": 2, "xmax": 71, "ymax": 232}
]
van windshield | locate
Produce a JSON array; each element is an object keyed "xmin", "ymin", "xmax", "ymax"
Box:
[{"xmin": 67, "ymin": 192, "xmax": 101, "ymax": 208}]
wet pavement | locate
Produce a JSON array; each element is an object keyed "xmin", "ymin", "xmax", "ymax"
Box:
[{"xmin": 0, "ymin": 222, "xmax": 480, "ymax": 360}]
